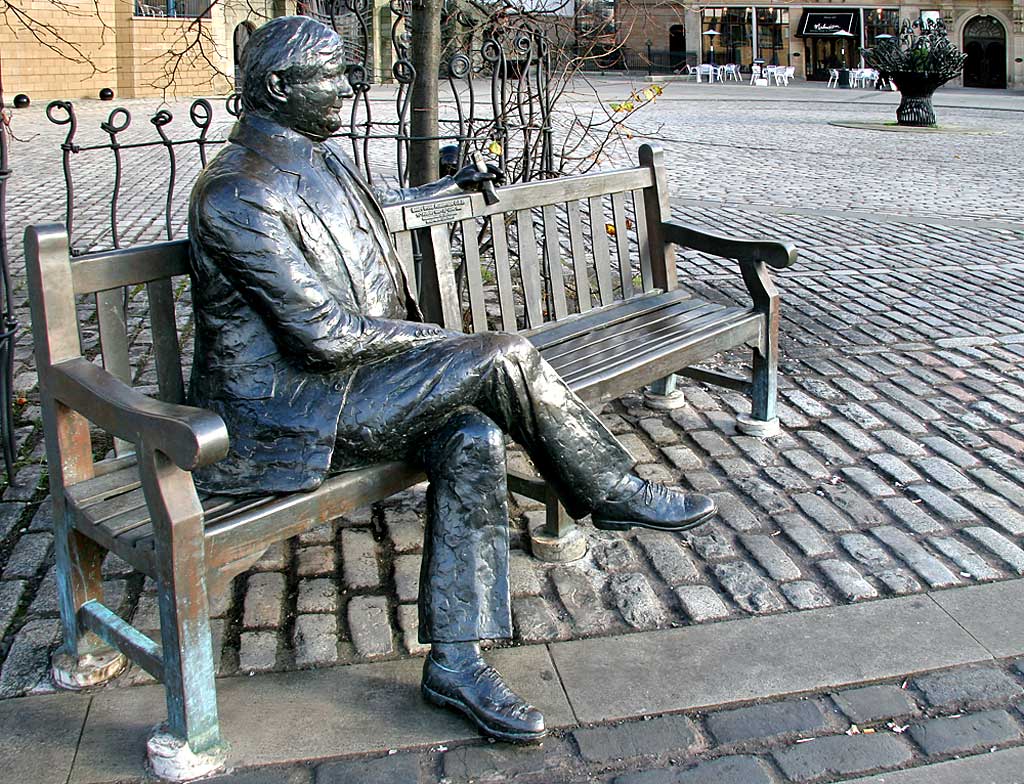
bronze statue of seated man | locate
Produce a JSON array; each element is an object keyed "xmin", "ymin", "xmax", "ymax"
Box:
[{"xmin": 188, "ymin": 15, "xmax": 716, "ymax": 743}]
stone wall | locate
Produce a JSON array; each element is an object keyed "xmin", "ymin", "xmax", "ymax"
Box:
[{"xmin": 0, "ymin": 0, "xmax": 286, "ymax": 100}]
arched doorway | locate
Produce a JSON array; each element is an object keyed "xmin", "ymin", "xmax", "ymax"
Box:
[
  {"xmin": 963, "ymin": 16, "xmax": 1006, "ymax": 88},
  {"xmin": 669, "ymin": 25, "xmax": 686, "ymax": 69},
  {"xmin": 233, "ymin": 22, "xmax": 256, "ymax": 91}
]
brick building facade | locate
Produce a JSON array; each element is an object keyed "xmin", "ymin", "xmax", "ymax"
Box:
[
  {"xmin": 0, "ymin": 0, "xmax": 295, "ymax": 100},
  {"xmin": 613, "ymin": 1, "xmax": 1024, "ymax": 88}
]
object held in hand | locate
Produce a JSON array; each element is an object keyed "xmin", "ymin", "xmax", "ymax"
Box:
[{"xmin": 473, "ymin": 152, "xmax": 500, "ymax": 206}]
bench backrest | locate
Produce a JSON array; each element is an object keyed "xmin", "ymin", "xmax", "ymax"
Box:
[
  {"xmin": 383, "ymin": 144, "xmax": 676, "ymax": 333},
  {"xmin": 26, "ymin": 228, "xmax": 192, "ymax": 469}
]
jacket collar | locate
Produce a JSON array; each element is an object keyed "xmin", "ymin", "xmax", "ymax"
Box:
[{"xmin": 229, "ymin": 114, "xmax": 320, "ymax": 174}]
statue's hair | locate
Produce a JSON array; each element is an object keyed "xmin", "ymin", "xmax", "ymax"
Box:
[{"xmin": 241, "ymin": 16, "xmax": 343, "ymax": 115}]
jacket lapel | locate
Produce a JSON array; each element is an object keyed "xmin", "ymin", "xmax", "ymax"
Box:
[
  {"xmin": 332, "ymin": 149, "xmax": 424, "ymax": 322},
  {"xmin": 295, "ymin": 169, "xmax": 366, "ymax": 309}
]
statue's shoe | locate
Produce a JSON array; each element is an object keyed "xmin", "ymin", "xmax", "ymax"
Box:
[
  {"xmin": 422, "ymin": 655, "xmax": 547, "ymax": 743},
  {"xmin": 591, "ymin": 475, "xmax": 717, "ymax": 532}
]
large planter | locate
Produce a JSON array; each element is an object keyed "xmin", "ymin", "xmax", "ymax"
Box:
[{"xmin": 889, "ymin": 70, "xmax": 945, "ymax": 127}]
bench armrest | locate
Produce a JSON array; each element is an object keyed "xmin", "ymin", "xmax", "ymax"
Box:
[
  {"xmin": 661, "ymin": 220, "xmax": 797, "ymax": 270},
  {"xmin": 49, "ymin": 357, "xmax": 229, "ymax": 471}
]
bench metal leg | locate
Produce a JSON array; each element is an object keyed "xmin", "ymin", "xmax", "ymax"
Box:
[
  {"xmin": 50, "ymin": 528, "xmax": 129, "ymax": 689},
  {"xmin": 509, "ymin": 468, "xmax": 586, "ymax": 563},
  {"xmin": 140, "ymin": 447, "xmax": 226, "ymax": 782},
  {"xmin": 644, "ymin": 374, "xmax": 687, "ymax": 410},
  {"xmin": 737, "ymin": 329, "xmax": 781, "ymax": 438},
  {"xmin": 528, "ymin": 486, "xmax": 587, "ymax": 563}
]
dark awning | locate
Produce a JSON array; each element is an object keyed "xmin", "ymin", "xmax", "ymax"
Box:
[{"xmin": 796, "ymin": 11, "xmax": 857, "ymax": 37}]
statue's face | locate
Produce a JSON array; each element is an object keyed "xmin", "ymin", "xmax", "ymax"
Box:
[{"xmin": 272, "ymin": 50, "xmax": 353, "ymax": 141}]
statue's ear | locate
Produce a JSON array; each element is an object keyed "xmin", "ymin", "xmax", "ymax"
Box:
[{"xmin": 267, "ymin": 72, "xmax": 288, "ymax": 104}]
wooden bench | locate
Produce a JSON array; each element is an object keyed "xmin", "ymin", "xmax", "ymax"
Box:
[{"xmin": 25, "ymin": 143, "xmax": 794, "ymax": 780}]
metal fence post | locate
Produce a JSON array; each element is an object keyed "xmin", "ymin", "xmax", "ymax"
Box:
[{"xmin": 0, "ymin": 74, "xmax": 18, "ymax": 481}]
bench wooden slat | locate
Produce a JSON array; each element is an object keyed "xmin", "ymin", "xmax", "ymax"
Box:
[
  {"xmin": 429, "ymin": 223, "xmax": 462, "ymax": 330},
  {"xmin": 484, "ymin": 167, "xmax": 652, "ymax": 215},
  {"xmin": 546, "ymin": 302, "xmax": 727, "ymax": 371},
  {"xmin": 640, "ymin": 146, "xmax": 675, "ymax": 292},
  {"xmin": 393, "ymin": 231, "xmax": 417, "ymax": 299},
  {"xmin": 566, "ymin": 201, "xmax": 592, "ymax": 313},
  {"xmin": 490, "ymin": 214, "xmax": 517, "ymax": 332},
  {"xmin": 541, "ymin": 205, "xmax": 568, "ymax": 321},
  {"xmin": 66, "ymin": 463, "xmax": 142, "ymax": 507},
  {"xmin": 96, "ymin": 288, "xmax": 132, "ymax": 456},
  {"xmin": 385, "ymin": 167, "xmax": 654, "ymax": 230},
  {"xmin": 83, "ymin": 486, "xmax": 150, "ymax": 530},
  {"xmin": 460, "ymin": 219, "xmax": 488, "ymax": 333},
  {"xmin": 147, "ymin": 277, "xmax": 186, "ymax": 404},
  {"xmin": 588, "ymin": 196, "xmax": 614, "ymax": 306},
  {"xmin": 632, "ymin": 190, "xmax": 654, "ymax": 291},
  {"xmin": 72, "ymin": 240, "xmax": 190, "ymax": 295},
  {"xmin": 525, "ymin": 289, "xmax": 689, "ymax": 350},
  {"xmin": 611, "ymin": 192, "xmax": 633, "ymax": 299},
  {"xmin": 516, "ymin": 210, "xmax": 544, "ymax": 329}
]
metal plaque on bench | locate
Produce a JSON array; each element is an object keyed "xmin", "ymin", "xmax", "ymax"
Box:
[{"xmin": 403, "ymin": 196, "xmax": 474, "ymax": 228}]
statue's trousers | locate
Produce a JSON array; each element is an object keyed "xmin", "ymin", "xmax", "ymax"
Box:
[{"xmin": 332, "ymin": 331, "xmax": 636, "ymax": 643}]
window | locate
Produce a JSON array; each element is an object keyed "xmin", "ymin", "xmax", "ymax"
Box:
[
  {"xmin": 757, "ymin": 7, "xmax": 790, "ymax": 65},
  {"xmin": 134, "ymin": 1, "xmax": 212, "ymax": 19},
  {"xmin": 701, "ymin": 7, "xmax": 751, "ymax": 65},
  {"xmin": 864, "ymin": 8, "xmax": 899, "ymax": 42}
]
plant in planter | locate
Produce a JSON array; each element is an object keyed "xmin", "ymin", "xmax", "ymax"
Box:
[{"xmin": 861, "ymin": 18, "xmax": 967, "ymax": 127}]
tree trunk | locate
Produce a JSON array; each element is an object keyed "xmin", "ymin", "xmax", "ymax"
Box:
[{"xmin": 408, "ymin": 0, "xmax": 442, "ymax": 186}]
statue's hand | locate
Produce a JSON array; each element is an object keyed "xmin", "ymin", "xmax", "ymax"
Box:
[{"xmin": 452, "ymin": 162, "xmax": 504, "ymax": 193}]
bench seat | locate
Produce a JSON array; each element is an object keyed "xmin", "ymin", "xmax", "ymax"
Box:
[
  {"xmin": 66, "ymin": 457, "xmax": 424, "ymax": 595},
  {"xmin": 529, "ymin": 289, "xmax": 761, "ymax": 405}
]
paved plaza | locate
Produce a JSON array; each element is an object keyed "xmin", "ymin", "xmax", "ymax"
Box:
[{"xmin": 1, "ymin": 77, "xmax": 1024, "ymax": 782}]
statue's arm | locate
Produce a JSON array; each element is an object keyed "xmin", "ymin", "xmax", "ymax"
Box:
[
  {"xmin": 195, "ymin": 178, "xmax": 445, "ymax": 370},
  {"xmin": 371, "ymin": 178, "xmax": 462, "ymax": 207}
]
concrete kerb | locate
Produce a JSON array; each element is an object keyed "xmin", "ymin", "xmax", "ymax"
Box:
[{"xmin": 2, "ymin": 577, "xmax": 1019, "ymax": 783}]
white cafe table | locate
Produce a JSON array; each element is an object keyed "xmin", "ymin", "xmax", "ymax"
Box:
[{"xmin": 696, "ymin": 64, "xmax": 720, "ymax": 83}]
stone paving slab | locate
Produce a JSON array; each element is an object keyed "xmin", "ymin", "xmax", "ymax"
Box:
[
  {"xmin": 4, "ymin": 579, "xmax": 1023, "ymax": 783},
  {"xmin": 840, "ymin": 746, "xmax": 1024, "ymax": 784},
  {"xmin": 0, "ymin": 692, "xmax": 91, "ymax": 784},
  {"xmin": 549, "ymin": 591, "xmax": 996, "ymax": 724},
  {"xmin": 69, "ymin": 644, "xmax": 571, "ymax": 783},
  {"xmin": 930, "ymin": 580, "xmax": 1024, "ymax": 658}
]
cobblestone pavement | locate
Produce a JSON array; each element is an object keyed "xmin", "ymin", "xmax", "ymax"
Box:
[
  {"xmin": 1, "ymin": 81, "xmax": 1024, "ymax": 777},
  {"xmin": 198, "ymin": 656, "xmax": 1024, "ymax": 783}
]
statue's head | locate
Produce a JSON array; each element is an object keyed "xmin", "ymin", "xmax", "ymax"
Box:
[{"xmin": 241, "ymin": 16, "xmax": 353, "ymax": 141}]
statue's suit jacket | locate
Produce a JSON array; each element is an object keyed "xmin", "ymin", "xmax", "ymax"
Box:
[{"xmin": 188, "ymin": 114, "xmax": 429, "ymax": 495}]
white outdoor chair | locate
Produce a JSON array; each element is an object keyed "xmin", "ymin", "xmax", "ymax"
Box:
[
  {"xmin": 827, "ymin": 69, "xmax": 839, "ymax": 88},
  {"xmin": 697, "ymin": 64, "xmax": 717, "ymax": 83},
  {"xmin": 722, "ymin": 64, "xmax": 740, "ymax": 81},
  {"xmin": 749, "ymin": 64, "xmax": 762, "ymax": 85},
  {"xmin": 778, "ymin": 66, "xmax": 795, "ymax": 86}
]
